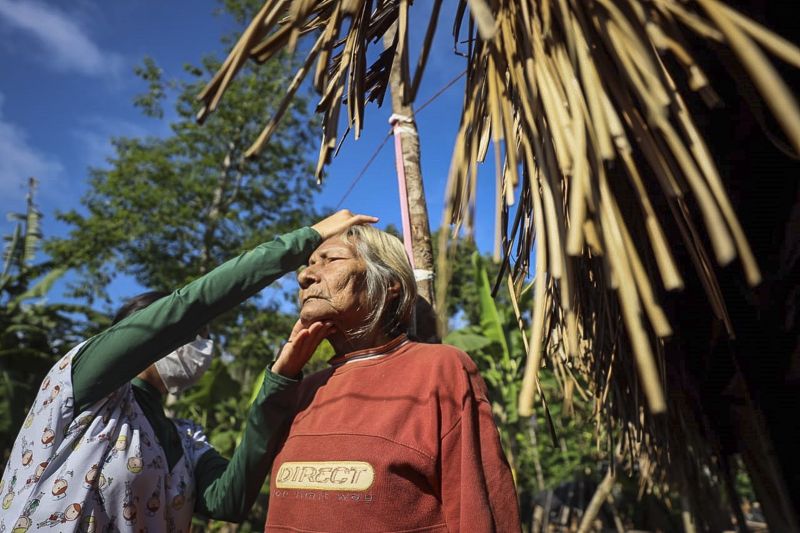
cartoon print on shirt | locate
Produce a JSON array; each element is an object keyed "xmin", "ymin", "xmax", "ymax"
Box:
[
  {"xmin": 64, "ymin": 415, "xmax": 94, "ymax": 439},
  {"xmin": 85, "ymin": 465, "xmax": 112, "ymax": 502},
  {"xmin": 2, "ymin": 473, "xmax": 16, "ymax": 510},
  {"xmin": 145, "ymin": 476, "xmax": 161, "ymax": 517},
  {"xmin": 75, "ymin": 415, "xmax": 93, "ymax": 430},
  {"xmin": 122, "ymin": 481, "xmax": 138, "ymax": 525},
  {"xmin": 35, "ymin": 502, "xmax": 81, "ymax": 528},
  {"xmin": 36, "ymin": 385, "xmax": 61, "ymax": 414},
  {"xmin": 2, "ymin": 341, "xmax": 208, "ymax": 533},
  {"xmin": 170, "ymin": 475, "xmax": 186, "ymax": 511},
  {"xmin": 40, "ymin": 427, "xmax": 55, "ymax": 449},
  {"xmin": 12, "ymin": 516, "xmax": 32, "ymax": 533},
  {"xmin": 57, "ymin": 355, "xmax": 70, "ymax": 371},
  {"xmin": 104, "ymin": 434, "xmax": 128, "ymax": 464},
  {"xmin": 12, "ymin": 492, "xmax": 43, "ymax": 533},
  {"xmin": 20, "ymin": 438, "xmax": 33, "ymax": 467},
  {"xmin": 12, "ymin": 516, "xmax": 31, "ymax": 533},
  {"xmin": 90, "ymin": 470, "xmax": 113, "ymax": 515},
  {"xmin": 25, "ymin": 462, "xmax": 48, "ymax": 487},
  {"xmin": 126, "ymin": 445, "xmax": 143, "ymax": 474},
  {"xmin": 83, "ymin": 464, "xmax": 101, "ymax": 489},
  {"xmin": 91, "ymin": 432, "xmax": 114, "ymax": 447},
  {"xmin": 74, "ymin": 430, "xmax": 109, "ymax": 454},
  {"xmin": 50, "ymin": 470, "xmax": 73, "ymax": 500},
  {"xmin": 23, "ymin": 411, "xmax": 34, "ymax": 430},
  {"xmin": 127, "ymin": 456, "xmax": 143, "ymax": 474},
  {"xmin": 40, "ymin": 377, "xmax": 51, "ymax": 392}
]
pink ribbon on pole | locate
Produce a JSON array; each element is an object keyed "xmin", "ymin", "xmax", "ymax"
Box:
[{"xmin": 389, "ymin": 113, "xmax": 416, "ymax": 269}]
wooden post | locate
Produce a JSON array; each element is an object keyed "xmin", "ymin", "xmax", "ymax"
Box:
[{"xmin": 384, "ymin": 25, "xmax": 438, "ymax": 342}]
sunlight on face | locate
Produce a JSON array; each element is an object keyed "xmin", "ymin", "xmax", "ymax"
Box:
[{"xmin": 297, "ymin": 237, "xmax": 370, "ymax": 330}]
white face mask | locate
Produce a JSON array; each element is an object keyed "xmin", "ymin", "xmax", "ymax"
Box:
[{"xmin": 154, "ymin": 336, "xmax": 214, "ymax": 395}]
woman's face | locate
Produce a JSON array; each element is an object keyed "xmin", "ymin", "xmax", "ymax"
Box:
[{"xmin": 298, "ymin": 237, "xmax": 370, "ymax": 331}]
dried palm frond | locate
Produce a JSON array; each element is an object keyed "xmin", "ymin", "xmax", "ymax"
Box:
[{"xmin": 198, "ymin": 0, "xmax": 800, "ymax": 527}]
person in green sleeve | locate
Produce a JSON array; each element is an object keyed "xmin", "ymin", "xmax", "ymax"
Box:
[{"xmin": 0, "ymin": 210, "xmax": 377, "ymax": 533}]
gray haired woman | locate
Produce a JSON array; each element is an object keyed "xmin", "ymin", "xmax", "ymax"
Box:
[{"xmin": 264, "ymin": 225, "xmax": 521, "ymax": 532}]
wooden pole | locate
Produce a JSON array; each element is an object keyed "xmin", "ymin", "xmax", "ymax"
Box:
[{"xmin": 384, "ymin": 25, "xmax": 439, "ymax": 342}]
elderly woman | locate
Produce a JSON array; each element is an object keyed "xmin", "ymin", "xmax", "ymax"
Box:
[
  {"xmin": 0, "ymin": 211, "xmax": 375, "ymax": 533},
  {"xmin": 264, "ymin": 225, "xmax": 521, "ymax": 532}
]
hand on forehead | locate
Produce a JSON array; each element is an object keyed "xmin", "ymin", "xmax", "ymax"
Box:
[
  {"xmin": 310, "ymin": 210, "xmax": 378, "ymax": 240},
  {"xmin": 308, "ymin": 236, "xmax": 357, "ymax": 264}
]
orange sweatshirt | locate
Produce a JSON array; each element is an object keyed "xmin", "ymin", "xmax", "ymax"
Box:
[{"xmin": 265, "ymin": 336, "xmax": 521, "ymax": 532}]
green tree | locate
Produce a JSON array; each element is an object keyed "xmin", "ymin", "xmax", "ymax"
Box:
[
  {"xmin": 444, "ymin": 251, "xmax": 605, "ymax": 530},
  {"xmin": 0, "ymin": 179, "xmax": 103, "ymax": 461},
  {"xmin": 46, "ymin": 4, "xmax": 320, "ymax": 362},
  {"xmin": 432, "ymin": 229, "xmax": 511, "ymax": 328},
  {"xmin": 48, "ymin": 60, "xmax": 318, "ymax": 300},
  {"xmin": 44, "ymin": 3, "xmax": 320, "ymax": 529}
]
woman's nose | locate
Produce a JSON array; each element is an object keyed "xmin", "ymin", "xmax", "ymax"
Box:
[{"xmin": 297, "ymin": 265, "xmax": 319, "ymax": 289}]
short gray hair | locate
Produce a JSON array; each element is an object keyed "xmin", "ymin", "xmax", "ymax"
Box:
[{"xmin": 342, "ymin": 225, "xmax": 417, "ymax": 338}]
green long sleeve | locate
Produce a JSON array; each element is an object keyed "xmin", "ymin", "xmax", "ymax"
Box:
[
  {"xmin": 193, "ymin": 369, "xmax": 300, "ymax": 522},
  {"xmin": 71, "ymin": 226, "xmax": 321, "ymax": 414}
]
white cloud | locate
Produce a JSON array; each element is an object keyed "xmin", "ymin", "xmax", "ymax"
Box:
[
  {"xmin": 0, "ymin": 92, "xmax": 64, "ymax": 209},
  {"xmin": 71, "ymin": 115, "xmax": 169, "ymax": 168},
  {"xmin": 0, "ymin": 0, "xmax": 123, "ymax": 77}
]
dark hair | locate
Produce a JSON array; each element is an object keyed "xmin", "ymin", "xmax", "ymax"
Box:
[{"xmin": 112, "ymin": 291, "xmax": 170, "ymax": 325}]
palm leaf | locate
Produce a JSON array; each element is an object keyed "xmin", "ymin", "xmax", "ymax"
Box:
[
  {"xmin": 2, "ymin": 223, "xmax": 22, "ymax": 279},
  {"xmin": 11, "ymin": 267, "xmax": 66, "ymax": 306},
  {"xmin": 443, "ymin": 330, "xmax": 494, "ymax": 354},
  {"xmin": 472, "ymin": 252, "xmax": 510, "ymax": 361},
  {"xmin": 197, "ymin": 1, "xmax": 800, "ymax": 527}
]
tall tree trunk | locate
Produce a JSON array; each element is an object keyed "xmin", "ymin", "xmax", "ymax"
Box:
[
  {"xmin": 200, "ymin": 140, "xmax": 242, "ymax": 273},
  {"xmin": 384, "ymin": 25, "xmax": 438, "ymax": 342}
]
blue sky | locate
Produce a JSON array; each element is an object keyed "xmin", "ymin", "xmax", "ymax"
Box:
[{"xmin": 0, "ymin": 0, "xmax": 503, "ymax": 307}]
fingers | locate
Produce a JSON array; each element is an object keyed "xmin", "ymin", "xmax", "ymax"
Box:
[
  {"xmin": 311, "ymin": 209, "xmax": 379, "ymax": 239},
  {"xmin": 288, "ymin": 319, "xmax": 306, "ymax": 341},
  {"xmin": 350, "ymin": 214, "xmax": 379, "ymax": 225},
  {"xmin": 272, "ymin": 321, "xmax": 335, "ymax": 377},
  {"xmin": 305, "ymin": 322, "xmax": 335, "ymax": 355},
  {"xmin": 293, "ymin": 321, "xmax": 333, "ymax": 356}
]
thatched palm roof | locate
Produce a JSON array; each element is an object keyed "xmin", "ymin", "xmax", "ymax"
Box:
[{"xmin": 197, "ymin": 1, "xmax": 800, "ymax": 528}]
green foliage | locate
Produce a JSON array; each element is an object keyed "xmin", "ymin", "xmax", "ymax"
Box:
[
  {"xmin": 0, "ymin": 180, "xmax": 103, "ymax": 462},
  {"xmin": 432, "ymin": 229, "xmax": 511, "ymax": 328},
  {"xmin": 47, "ymin": 53, "xmax": 318, "ymax": 302},
  {"xmin": 175, "ymin": 358, "xmax": 245, "ymax": 454},
  {"xmin": 40, "ymin": 2, "xmax": 321, "ymax": 529},
  {"xmin": 215, "ymin": 0, "xmax": 263, "ymax": 26},
  {"xmin": 444, "ymin": 249, "xmax": 604, "ymax": 527},
  {"xmin": 133, "ymin": 56, "xmax": 168, "ymax": 119}
]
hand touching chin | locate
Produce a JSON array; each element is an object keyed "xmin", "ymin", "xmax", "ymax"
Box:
[{"xmin": 299, "ymin": 299, "xmax": 336, "ymax": 327}]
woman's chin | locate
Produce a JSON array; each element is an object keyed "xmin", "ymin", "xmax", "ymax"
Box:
[{"xmin": 299, "ymin": 305, "xmax": 335, "ymax": 326}]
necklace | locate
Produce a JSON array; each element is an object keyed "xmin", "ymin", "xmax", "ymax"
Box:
[{"xmin": 329, "ymin": 335, "xmax": 409, "ymax": 367}]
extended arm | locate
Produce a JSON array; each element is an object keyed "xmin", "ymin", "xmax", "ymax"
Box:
[
  {"xmin": 192, "ymin": 369, "xmax": 299, "ymax": 521},
  {"xmin": 72, "ymin": 227, "xmax": 322, "ymax": 413},
  {"xmin": 193, "ymin": 308, "xmax": 340, "ymax": 521}
]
